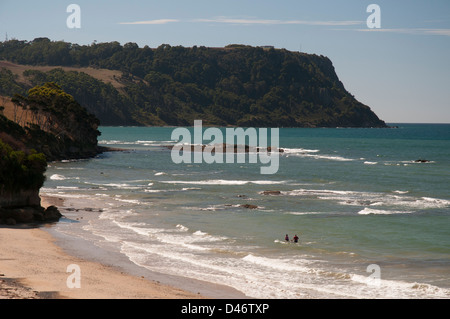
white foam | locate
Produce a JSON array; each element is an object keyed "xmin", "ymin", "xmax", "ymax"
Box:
[
  {"xmin": 193, "ymin": 230, "xmax": 208, "ymax": 236},
  {"xmin": 144, "ymin": 189, "xmax": 164, "ymax": 193},
  {"xmin": 283, "ymin": 148, "xmax": 320, "ymax": 154},
  {"xmin": 56, "ymin": 186, "xmax": 80, "ymax": 190},
  {"xmin": 284, "ymin": 148, "xmax": 354, "ymax": 162},
  {"xmin": 176, "ymin": 224, "xmax": 189, "ymax": 232},
  {"xmin": 113, "ymin": 198, "xmax": 142, "ymax": 204},
  {"xmin": 357, "ymin": 207, "xmax": 412, "ymax": 215},
  {"xmin": 161, "ymin": 179, "xmax": 283, "ymax": 186},
  {"xmin": 113, "ymin": 220, "xmax": 158, "ymax": 237},
  {"xmin": 287, "ymin": 188, "xmax": 450, "ymax": 210},
  {"xmin": 287, "ymin": 211, "xmax": 321, "ymax": 215},
  {"xmin": 181, "ymin": 187, "xmax": 201, "ymax": 191},
  {"xmin": 287, "ymin": 189, "xmax": 358, "ymax": 197},
  {"xmin": 50, "ymin": 174, "xmax": 67, "ymax": 180},
  {"xmin": 242, "ymin": 254, "xmax": 312, "ymax": 273},
  {"xmin": 99, "ymin": 139, "xmax": 174, "ymax": 146},
  {"xmin": 364, "ymin": 161, "xmax": 378, "ymax": 165}
]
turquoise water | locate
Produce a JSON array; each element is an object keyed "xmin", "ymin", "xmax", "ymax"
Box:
[{"xmin": 42, "ymin": 124, "xmax": 450, "ymax": 298}]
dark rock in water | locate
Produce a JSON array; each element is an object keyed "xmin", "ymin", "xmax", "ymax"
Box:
[
  {"xmin": 261, "ymin": 190, "xmax": 282, "ymax": 195},
  {"xmin": 240, "ymin": 204, "xmax": 258, "ymax": 209},
  {"xmin": 415, "ymin": 159, "xmax": 431, "ymax": 163}
]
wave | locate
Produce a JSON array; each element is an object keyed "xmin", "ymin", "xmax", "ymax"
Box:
[
  {"xmin": 286, "ymin": 188, "xmax": 450, "ymax": 210},
  {"xmin": 144, "ymin": 189, "xmax": 165, "ymax": 193},
  {"xmin": 242, "ymin": 254, "xmax": 312, "ymax": 273},
  {"xmin": 99, "ymin": 139, "xmax": 175, "ymax": 146},
  {"xmin": 176, "ymin": 224, "xmax": 189, "ymax": 232},
  {"xmin": 161, "ymin": 179, "xmax": 285, "ymax": 186},
  {"xmin": 357, "ymin": 207, "xmax": 413, "ymax": 215},
  {"xmin": 349, "ymin": 273, "xmax": 450, "ymax": 298},
  {"xmin": 86, "ymin": 182, "xmax": 142, "ymax": 190},
  {"xmin": 286, "ymin": 211, "xmax": 322, "ymax": 216},
  {"xmin": 283, "ymin": 147, "xmax": 320, "ymax": 154},
  {"xmin": 49, "ymin": 174, "xmax": 67, "ymax": 180},
  {"xmin": 56, "ymin": 186, "xmax": 80, "ymax": 190},
  {"xmin": 392, "ymin": 190, "xmax": 409, "ymax": 194},
  {"xmin": 282, "ymin": 148, "xmax": 355, "ymax": 162}
]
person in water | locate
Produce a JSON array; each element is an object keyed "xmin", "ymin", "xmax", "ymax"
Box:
[
  {"xmin": 293, "ymin": 234, "xmax": 299, "ymax": 243},
  {"xmin": 285, "ymin": 234, "xmax": 289, "ymax": 242}
]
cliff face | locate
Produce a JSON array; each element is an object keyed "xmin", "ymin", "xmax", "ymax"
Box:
[
  {"xmin": 0, "ymin": 82, "xmax": 101, "ymax": 223},
  {"xmin": 0, "ymin": 189, "xmax": 41, "ymax": 207}
]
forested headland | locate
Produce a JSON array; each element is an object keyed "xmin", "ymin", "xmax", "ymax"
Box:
[{"xmin": 0, "ymin": 38, "xmax": 387, "ymax": 128}]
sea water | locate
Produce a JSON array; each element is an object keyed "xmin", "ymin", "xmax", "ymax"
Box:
[{"xmin": 41, "ymin": 124, "xmax": 450, "ymax": 298}]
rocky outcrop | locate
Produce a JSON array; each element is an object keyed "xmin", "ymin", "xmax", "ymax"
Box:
[
  {"xmin": 0, "ymin": 205, "xmax": 62, "ymax": 225},
  {"xmin": 261, "ymin": 190, "xmax": 282, "ymax": 196},
  {"xmin": 240, "ymin": 204, "xmax": 258, "ymax": 209},
  {"xmin": 414, "ymin": 159, "xmax": 431, "ymax": 163}
]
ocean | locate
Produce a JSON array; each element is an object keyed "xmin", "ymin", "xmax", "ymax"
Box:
[{"xmin": 41, "ymin": 123, "xmax": 450, "ymax": 298}]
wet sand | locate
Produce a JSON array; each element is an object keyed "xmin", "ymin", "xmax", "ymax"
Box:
[{"xmin": 0, "ymin": 196, "xmax": 204, "ymax": 299}]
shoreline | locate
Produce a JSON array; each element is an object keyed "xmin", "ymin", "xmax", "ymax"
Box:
[{"xmin": 0, "ymin": 195, "xmax": 246, "ymax": 299}]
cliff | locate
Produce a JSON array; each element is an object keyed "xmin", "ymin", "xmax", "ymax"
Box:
[{"xmin": 0, "ymin": 83, "xmax": 101, "ymax": 224}]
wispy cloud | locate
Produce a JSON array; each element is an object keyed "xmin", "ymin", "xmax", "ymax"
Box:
[
  {"xmin": 193, "ymin": 17, "xmax": 363, "ymax": 26},
  {"xmin": 356, "ymin": 28, "xmax": 450, "ymax": 36},
  {"xmin": 118, "ymin": 17, "xmax": 363, "ymax": 27},
  {"xmin": 117, "ymin": 17, "xmax": 450, "ymax": 38},
  {"xmin": 119, "ymin": 19, "xmax": 179, "ymax": 25}
]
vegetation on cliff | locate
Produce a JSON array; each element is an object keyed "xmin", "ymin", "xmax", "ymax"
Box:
[
  {"xmin": 7, "ymin": 82, "xmax": 101, "ymax": 161},
  {"xmin": 0, "ymin": 38, "xmax": 387, "ymax": 128},
  {"xmin": 0, "ymin": 137, "xmax": 46, "ymax": 193},
  {"xmin": 0, "ymin": 82, "xmax": 100, "ymax": 222}
]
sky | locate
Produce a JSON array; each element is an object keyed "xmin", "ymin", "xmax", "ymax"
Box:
[{"xmin": 0, "ymin": 0, "xmax": 449, "ymax": 123}]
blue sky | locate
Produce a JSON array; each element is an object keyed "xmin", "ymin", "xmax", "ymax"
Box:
[{"xmin": 1, "ymin": 0, "xmax": 449, "ymax": 123}]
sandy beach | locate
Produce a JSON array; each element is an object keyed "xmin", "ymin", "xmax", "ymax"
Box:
[{"xmin": 0, "ymin": 196, "xmax": 205, "ymax": 299}]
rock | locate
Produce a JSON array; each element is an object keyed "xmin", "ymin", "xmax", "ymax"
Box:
[
  {"xmin": 43, "ymin": 205, "xmax": 62, "ymax": 221},
  {"xmin": 0, "ymin": 205, "xmax": 62, "ymax": 224},
  {"xmin": 240, "ymin": 204, "xmax": 258, "ymax": 209},
  {"xmin": 6, "ymin": 217, "xmax": 16, "ymax": 225},
  {"xmin": 12, "ymin": 207, "xmax": 36, "ymax": 223},
  {"xmin": 266, "ymin": 147, "xmax": 285, "ymax": 153},
  {"xmin": 261, "ymin": 190, "xmax": 282, "ymax": 195}
]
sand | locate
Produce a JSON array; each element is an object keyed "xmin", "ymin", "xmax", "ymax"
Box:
[{"xmin": 0, "ymin": 196, "xmax": 205, "ymax": 299}]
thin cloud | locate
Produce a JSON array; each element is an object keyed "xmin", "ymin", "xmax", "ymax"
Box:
[
  {"xmin": 421, "ymin": 29, "xmax": 450, "ymax": 36},
  {"xmin": 193, "ymin": 17, "xmax": 362, "ymax": 26},
  {"xmin": 356, "ymin": 28, "xmax": 450, "ymax": 36},
  {"xmin": 119, "ymin": 19, "xmax": 179, "ymax": 25},
  {"xmin": 118, "ymin": 17, "xmax": 363, "ymax": 27}
]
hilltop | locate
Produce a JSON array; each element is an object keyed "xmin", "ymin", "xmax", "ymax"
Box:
[{"xmin": 0, "ymin": 38, "xmax": 386, "ymax": 128}]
